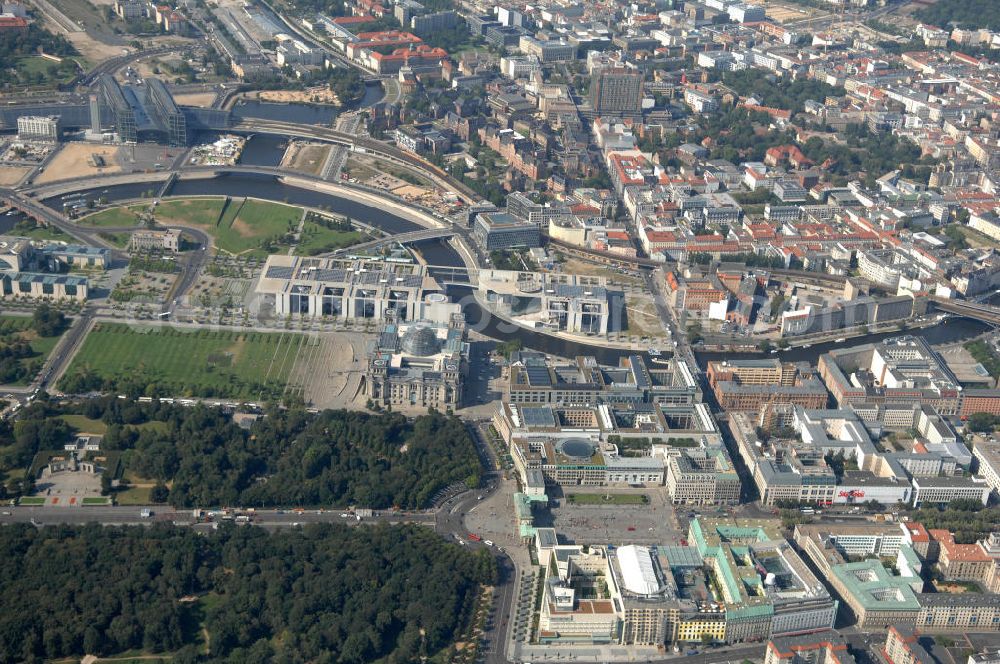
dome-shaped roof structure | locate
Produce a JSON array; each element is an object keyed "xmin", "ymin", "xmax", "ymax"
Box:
[
  {"xmin": 401, "ymin": 326, "xmax": 441, "ymax": 357},
  {"xmin": 556, "ymin": 438, "xmax": 596, "ymax": 460}
]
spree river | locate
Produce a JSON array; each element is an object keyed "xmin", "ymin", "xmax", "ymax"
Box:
[{"xmin": 39, "ymin": 173, "xmax": 993, "ymax": 365}]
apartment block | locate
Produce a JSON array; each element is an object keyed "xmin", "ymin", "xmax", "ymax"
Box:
[
  {"xmin": 708, "ymin": 360, "xmax": 828, "ymax": 412},
  {"xmin": 884, "ymin": 625, "xmax": 934, "ymax": 664},
  {"xmin": 765, "ymin": 630, "xmax": 856, "ymax": 664}
]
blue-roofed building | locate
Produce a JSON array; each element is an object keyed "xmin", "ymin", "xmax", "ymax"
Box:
[
  {"xmin": 0, "ymin": 236, "xmax": 90, "ymax": 301},
  {"xmin": 41, "ymin": 244, "xmax": 109, "ymax": 270},
  {"xmin": 0, "ymin": 272, "xmax": 88, "ymax": 301}
]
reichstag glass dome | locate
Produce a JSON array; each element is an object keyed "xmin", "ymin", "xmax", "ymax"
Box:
[{"xmin": 400, "ymin": 326, "xmax": 440, "ymax": 357}]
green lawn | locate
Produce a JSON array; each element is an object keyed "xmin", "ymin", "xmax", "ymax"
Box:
[
  {"xmin": 58, "ymin": 414, "xmax": 108, "ymax": 435},
  {"xmin": 0, "ymin": 315, "xmax": 64, "ymax": 386},
  {"xmin": 82, "ymin": 496, "xmax": 112, "ymax": 505},
  {"xmin": 220, "ymin": 199, "xmax": 301, "ymax": 257},
  {"xmin": 92, "ymin": 197, "xmax": 306, "ymax": 257},
  {"xmin": 17, "ymin": 496, "xmax": 45, "ymax": 506},
  {"xmin": 16, "ymin": 56, "xmax": 78, "ymax": 84},
  {"xmin": 79, "ymin": 206, "xmax": 143, "ymax": 228},
  {"xmin": 115, "ymin": 485, "xmax": 152, "ymax": 505},
  {"xmin": 11, "ymin": 219, "xmax": 70, "ymax": 242},
  {"xmin": 157, "ymin": 197, "xmax": 300, "ymax": 255},
  {"xmin": 296, "ymin": 221, "xmax": 363, "ymax": 255},
  {"xmin": 154, "ymin": 198, "xmax": 225, "ymax": 228},
  {"xmin": 97, "ymin": 231, "xmax": 132, "ymax": 249},
  {"xmin": 566, "ymin": 493, "xmax": 649, "ymax": 505},
  {"xmin": 61, "ymin": 323, "xmax": 304, "ymax": 399}
]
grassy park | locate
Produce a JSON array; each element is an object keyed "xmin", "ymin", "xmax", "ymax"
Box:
[
  {"xmin": 80, "ymin": 197, "xmax": 360, "ymax": 257},
  {"xmin": 297, "ymin": 220, "xmax": 363, "ymax": 255},
  {"xmin": 79, "ymin": 206, "xmax": 143, "ymax": 227},
  {"xmin": 60, "ymin": 324, "xmax": 305, "ymax": 399}
]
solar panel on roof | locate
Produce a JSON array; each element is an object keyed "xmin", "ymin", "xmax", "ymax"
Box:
[
  {"xmin": 266, "ymin": 266, "xmax": 294, "ymax": 279},
  {"xmin": 629, "ymin": 355, "xmax": 650, "ymax": 389},
  {"xmin": 525, "ymin": 366, "xmax": 552, "ymax": 387},
  {"xmin": 314, "ymin": 269, "xmax": 346, "ymax": 282},
  {"xmin": 521, "ymin": 406, "xmax": 556, "ymax": 427}
]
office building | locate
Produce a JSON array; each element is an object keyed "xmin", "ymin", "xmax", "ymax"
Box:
[
  {"xmin": 818, "ymin": 337, "xmax": 962, "ymax": 415},
  {"xmin": 959, "ymin": 389, "xmax": 1000, "ymax": 417},
  {"xmin": 506, "ymin": 192, "xmax": 572, "ymax": 228},
  {"xmin": 505, "ymin": 354, "xmax": 700, "ymax": 406},
  {"xmin": 16, "ymin": 115, "xmax": 61, "ymax": 142},
  {"xmin": 519, "ymin": 35, "xmax": 576, "ymax": 63},
  {"xmin": 930, "ymin": 529, "xmax": 993, "ymax": 581},
  {"xmin": 730, "ymin": 409, "xmax": 915, "ymax": 507},
  {"xmin": 794, "ymin": 523, "xmax": 909, "ymax": 565},
  {"xmin": 500, "ymin": 55, "xmax": 542, "ymax": 79},
  {"xmin": 114, "ymin": 0, "xmax": 146, "ymax": 21},
  {"xmin": 974, "ymin": 441, "xmax": 1000, "ymax": 497},
  {"xmin": 473, "ymin": 212, "xmax": 541, "ymax": 251},
  {"xmin": 99, "ymin": 74, "xmax": 136, "ymax": 143},
  {"xmin": 511, "ymin": 436, "xmax": 666, "ymax": 487},
  {"xmin": 41, "ymin": 244, "xmax": 109, "ymax": 270},
  {"xmin": 255, "ymin": 254, "xmax": 459, "ymax": 322},
  {"xmin": 590, "ymin": 67, "xmax": 643, "ymax": 117},
  {"xmin": 798, "ymin": 524, "xmax": 1000, "ymax": 631},
  {"xmin": 0, "ymin": 236, "xmax": 90, "ymax": 301},
  {"xmin": 911, "ymin": 476, "xmax": 990, "ymax": 507},
  {"xmin": 478, "ymin": 268, "xmax": 622, "ymax": 335},
  {"xmin": 495, "ymin": 399, "xmax": 730, "ymax": 492},
  {"xmin": 690, "ymin": 518, "xmax": 838, "ymax": 640},
  {"xmin": 145, "ymin": 78, "xmax": 187, "ymax": 146},
  {"xmin": 666, "ymin": 450, "xmax": 741, "ymax": 504},
  {"xmin": 493, "ymin": 401, "xmax": 720, "ymax": 447},
  {"xmin": 533, "ymin": 517, "xmax": 836, "ymax": 647},
  {"xmin": 411, "ymin": 9, "xmax": 458, "ymax": 33}
]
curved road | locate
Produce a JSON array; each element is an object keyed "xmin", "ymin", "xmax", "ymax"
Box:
[{"xmin": 81, "ymin": 45, "xmax": 186, "ymax": 87}]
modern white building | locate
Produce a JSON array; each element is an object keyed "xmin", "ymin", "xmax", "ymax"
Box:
[
  {"xmin": 16, "ymin": 115, "xmax": 61, "ymax": 142},
  {"xmin": 974, "ymin": 441, "xmax": 1000, "ymax": 497},
  {"xmin": 255, "ymin": 254, "xmax": 459, "ymax": 322},
  {"xmin": 911, "ymin": 476, "xmax": 991, "ymax": 507},
  {"xmin": 478, "ymin": 269, "xmax": 623, "ymax": 335}
]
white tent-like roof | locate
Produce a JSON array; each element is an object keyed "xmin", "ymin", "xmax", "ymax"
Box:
[{"xmin": 617, "ymin": 545, "xmax": 663, "ymax": 596}]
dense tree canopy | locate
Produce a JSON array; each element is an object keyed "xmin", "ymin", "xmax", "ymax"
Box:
[
  {"xmin": 5, "ymin": 398, "xmax": 482, "ymax": 509},
  {"xmin": 722, "ymin": 69, "xmax": 842, "ymax": 116},
  {"xmin": 0, "ymin": 25, "xmax": 77, "ymax": 89},
  {"xmin": 0, "ymin": 522, "xmax": 496, "ymax": 663},
  {"xmin": 799, "ymin": 124, "xmax": 935, "ymax": 183},
  {"xmin": 0, "ymin": 24, "xmax": 76, "ymax": 60},
  {"xmin": 914, "ymin": 0, "xmax": 1000, "ymax": 31},
  {"xmin": 31, "ymin": 304, "xmax": 67, "ymax": 337}
]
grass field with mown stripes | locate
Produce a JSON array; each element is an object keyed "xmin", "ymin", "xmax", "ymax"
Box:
[{"xmin": 61, "ymin": 323, "xmax": 306, "ymax": 399}]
